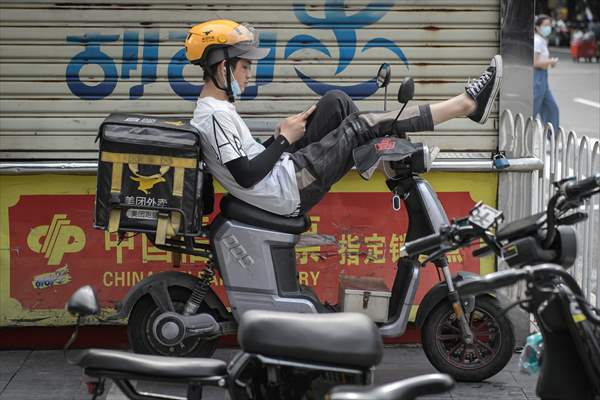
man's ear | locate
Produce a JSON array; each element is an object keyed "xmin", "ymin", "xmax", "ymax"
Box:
[{"xmin": 213, "ymin": 60, "xmax": 226, "ymax": 85}]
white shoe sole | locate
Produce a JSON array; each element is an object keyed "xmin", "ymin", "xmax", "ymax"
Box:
[{"xmin": 478, "ymin": 55, "xmax": 503, "ymax": 124}]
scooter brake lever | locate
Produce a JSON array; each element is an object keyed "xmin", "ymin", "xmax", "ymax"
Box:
[{"xmin": 420, "ymin": 245, "xmax": 455, "ymax": 266}]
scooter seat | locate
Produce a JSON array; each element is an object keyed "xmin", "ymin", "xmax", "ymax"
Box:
[
  {"xmin": 238, "ymin": 310, "xmax": 383, "ymax": 369},
  {"xmin": 328, "ymin": 373, "xmax": 455, "ymax": 400},
  {"xmin": 73, "ymin": 349, "xmax": 227, "ymax": 379},
  {"xmin": 220, "ymin": 195, "xmax": 310, "ymax": 234}
]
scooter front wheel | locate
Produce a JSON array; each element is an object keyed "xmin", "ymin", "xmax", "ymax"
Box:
[
  {"xmin": 421, "ymin": 296, "xmax": 515, "ymax": 382},
  {"xmin": 128, "ymin": 286, "xmax": 220, "ymax": 357}
]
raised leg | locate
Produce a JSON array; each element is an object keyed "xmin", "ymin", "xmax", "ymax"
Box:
[{"xmin": 430, "ymin": 94, "xmax": 476, "ymax": 125}]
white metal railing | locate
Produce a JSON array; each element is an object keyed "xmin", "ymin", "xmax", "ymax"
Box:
[
  {"xmin": 0, "ymin": 158, "xmax": 544, "ymax": 174},
  {"xmin": 498, "ymin": 109, "xmax": 600, "ymax": 307}
]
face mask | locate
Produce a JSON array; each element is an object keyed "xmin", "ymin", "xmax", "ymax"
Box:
[
  {"xmin": 222, "ymin": 66, "xmax": 242, "ymax": 100},
  {"xmin": 230, "ymin": 78, "xmax": 242, "ymax": 99},
  {"xmin": 540, "ymin": 26, "xmax": 551, "ymax": 37}
]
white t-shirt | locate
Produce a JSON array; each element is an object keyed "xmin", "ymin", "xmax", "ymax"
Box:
[
  {"xmin": 534, "ymin": 33, "xmax": 550, "ymax": 58},
  {"xmin": 190, "ymin": 96, "xmax": 300, "ymax": 216}
]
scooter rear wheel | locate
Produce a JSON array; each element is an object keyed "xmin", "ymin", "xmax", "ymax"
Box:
[
  {"xmin": 128, "ymin": 286, "xmax": 220, "ymax": 357},
  {"xmin": 421, "ymin": 296, "xmax": 515, "ymax": 382}
]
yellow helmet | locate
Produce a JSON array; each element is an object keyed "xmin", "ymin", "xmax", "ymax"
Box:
[{"xmin": 185, "ymin": 19, "xmax": 269, "ymax": 67}]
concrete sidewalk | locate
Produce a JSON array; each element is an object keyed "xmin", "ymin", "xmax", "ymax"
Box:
[{"xmin": 0, "ymin": 346, "xmax": 538, "ymax": 400}]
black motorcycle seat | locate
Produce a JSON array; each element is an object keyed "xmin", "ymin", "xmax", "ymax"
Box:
[
  {"xmin": 220, "ymin": 195, "xmax": 310, "ymax": 234},
  {"xmin": 73, "ymin": 349, "xmax": 227, "ymax": 379},
  {"xmin": 238, "ymin": 310, "xmax": 383, "ymax": 369}
]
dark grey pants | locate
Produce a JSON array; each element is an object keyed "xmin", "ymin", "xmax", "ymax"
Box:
[{"xmin": 289, "ymin": 90, "xmax": 434, "ymax": 214}]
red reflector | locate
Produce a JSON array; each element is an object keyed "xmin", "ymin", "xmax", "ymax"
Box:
[{"xmin": 86, "ymin": 382, "xmax": 98, "ymax": 394}]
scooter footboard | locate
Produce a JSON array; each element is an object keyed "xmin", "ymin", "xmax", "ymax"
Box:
[{"xmin": 380, "ymin": 258, "xmax": 420, "ymax": 337}]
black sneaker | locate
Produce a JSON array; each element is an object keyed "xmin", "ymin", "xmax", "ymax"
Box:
[{"xmin": 466, "ymin": 55, "xmax": 503, "ymax": 124}]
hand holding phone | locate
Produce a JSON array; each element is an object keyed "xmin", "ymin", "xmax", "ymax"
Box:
[{"xmin": 277, "ymin": 105, "xmax": 316, "ymax": 144}]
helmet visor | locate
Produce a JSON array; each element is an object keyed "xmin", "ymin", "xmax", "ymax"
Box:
[{"xmin": 231, "ymin": 23, "xmax": 269, "ymax": 60}]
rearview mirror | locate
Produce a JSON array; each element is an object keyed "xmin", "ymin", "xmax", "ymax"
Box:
[
  {"xmin": 66, "ymin": 285, "xmax": 99, "ymax": 317},
  {"xmin": 397, "ymin": 77, "xmax": 415, "ymax": 104},
  {"xmin": 376, "ymin": 63, "xmax": 391, "ymax": 88}
]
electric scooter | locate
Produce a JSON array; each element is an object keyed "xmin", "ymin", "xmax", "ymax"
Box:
[
  {"xmin": 399, "ymin": 174, "xmax": 600, "ymax": 399},
  {"xmin": 108, "ymin": 64, "xmax": 515, "ymax": 381},
  {"xmin": 461, "ymin": 264, "xmax": 600, "ymax": 400},
  {"xmin": 65, "ymin": 285, "xmax": 455, "ymax": 400}
]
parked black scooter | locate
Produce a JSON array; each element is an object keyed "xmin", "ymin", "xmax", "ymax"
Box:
[
  {"xmin": 64, "ymin": 286, "xmax": 454, "ymax": 400},
  {"xmin": 108, "ymin": 64, "xmax": 515, "ymax": 382},
  {"xmin": 460, "ymin": 264, "xmax": 600, "ymax": 400},
  {"xmin": 400, "ymin": 174, "xmax": 600, "ymax": 400}
]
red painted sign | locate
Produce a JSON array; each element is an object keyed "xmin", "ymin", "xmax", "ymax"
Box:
[{"xmin": 8, "ymin": 191, "xmax": 480, "ymax": 313}]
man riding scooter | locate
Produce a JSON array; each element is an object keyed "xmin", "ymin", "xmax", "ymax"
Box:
[
  {"xmin": 186, "ymin": 19, "xmax": 502, "ymax": 216},
  {"xmin": 101, "ymin": 18, "xmax": 513, "ymax": 382}
]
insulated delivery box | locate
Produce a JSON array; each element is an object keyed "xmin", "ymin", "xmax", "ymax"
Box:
[{"xmin": 94, "ymin": 114, "xmax": 212, "ymax": 247}]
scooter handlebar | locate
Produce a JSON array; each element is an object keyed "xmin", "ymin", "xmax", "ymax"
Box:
[
  {"xmin": 402, "ymin": 224, "xmax": 480, "ymax": 258},
  {"xmin": 562, "ymin": 174, "xmax": 600, "ymax": 198},
  {"xmin": 456, "ymin": 268, "xmax": 529, "ymax": 296},
  {"xmin": 401, "ymin": 232, "xmax": 444, "ymax": 257},
  {"xmin": 457, "ymin": 264, "xmax": 569, "ymax": 296}
]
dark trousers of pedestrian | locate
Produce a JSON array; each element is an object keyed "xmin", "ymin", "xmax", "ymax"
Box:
[
  {"xmin": 288, "ymin": 90, "xmax": 434, "ymax": 214},
  {"xmin": 533, "ymin": 68, "xmax": 560, "ymax": 132}
]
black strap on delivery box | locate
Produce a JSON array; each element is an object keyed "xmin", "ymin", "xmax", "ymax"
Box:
[
  {"xmin": 94, "ymin": 113, "xmax": 213, "ymax": 248},
  {"xmin": 101, "ymin": 151, "xmax": 194, "ymax": 243}
]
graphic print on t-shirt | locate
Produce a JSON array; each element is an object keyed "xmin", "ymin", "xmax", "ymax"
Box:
[
  {"xmin": 212, "ymin": 114, "xmax": 245, "ymax": 163},
  {"xmin": 190, "ymin": 96, "xmax": 300, "ymax": 215}
]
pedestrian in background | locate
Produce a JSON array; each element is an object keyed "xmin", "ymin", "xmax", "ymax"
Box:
[{"xmin": 533, "ymin": 14, "xmax": 560, "ymax": 132}]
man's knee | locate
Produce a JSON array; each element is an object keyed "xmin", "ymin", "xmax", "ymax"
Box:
[{"xmin": 319, "ymin": 89, "xmax": 354, "ymax": 111}]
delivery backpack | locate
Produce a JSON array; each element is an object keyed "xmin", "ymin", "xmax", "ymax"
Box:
[{"xmin": 94, "ymin": 114, "xmax": 213, "ymax": 249}]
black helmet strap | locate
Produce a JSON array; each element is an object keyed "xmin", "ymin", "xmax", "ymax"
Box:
[
  {"xmin": 223, "ymin": 48, "xmax": 235, "ymax": 103},
  {"xmin": 203, "ymin": 47, "xmax": 236, "ymax": 103}
]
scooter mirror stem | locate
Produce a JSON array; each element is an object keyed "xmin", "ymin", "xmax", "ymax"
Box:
[
  {"xmin": 392, "ymin": 103, "xmax": 408, "ymax": 125},
  {"xmin": 384, "ymin": 86, "xmax": 388, "ymax": 112},
  {"xmin": 63, "ymin": 316, "xmax": 81, "ymax": 364},
  {"xmin": 376, "ymin": 63, "xmax": 391, "ymax": 111}
]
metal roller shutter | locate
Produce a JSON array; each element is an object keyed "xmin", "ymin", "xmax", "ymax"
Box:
[{"xmin": 0, "ymin": 0, "xmax": 499, "ymax": 159}]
